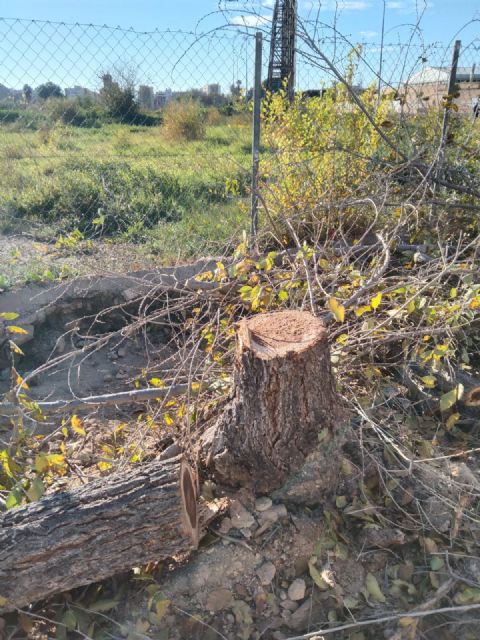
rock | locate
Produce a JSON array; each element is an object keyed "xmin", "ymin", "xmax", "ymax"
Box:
[
  {"xmin": 333, "ymin": 558, "xmax": 365, "ymax": 596},
  {"xmin": 280, "ymin": 599, "xmax": 299, "ymax": 612},
  {"xmin": 286, "ymin": 599, "xmax": 323, "ymax": 631},
  {"xmin": 255, "ymin": 497, "xmax": 273, "ymax": 512},
  {"xmin": 423, "ymin": 496, "xmax": 451, "ymax": 533},
  {"xmin": 230, "ymin": 500, "xmax": 256, "ymax": 529},
  {"xmin": 117, "ymin": 347, "xmax": 127, "ymax": 358},
  {"xmin": 256, "ymin": 562, "xmax": 276, "ymax": 586},
  {"xmin": 103, "ymin": 373, "xmax": 113, "ymax": 383},
  {"xmin": 205, "ymin": 588, "xmax": 234, "ymax": 612},
  {"xmin": 288, "ymin": 579, "xmax": 306, "ymax": 601},
  {"xmin": 360, "ymin": 527, "xmax": 406, "ymax": 549},
  {"xmin": 218, "ymin": 517, "xmax": 233, "ymax": 534}
]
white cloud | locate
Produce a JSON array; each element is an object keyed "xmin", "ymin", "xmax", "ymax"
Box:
[
  {"xmin": 360, "ymin": 30, "xmax": 378, "ymax": 38},
  {"xmin": 386, "ymin": 1, "xmax": 405, "ymax": 8},
  {"xmin": 229, "ymin": 14, "xmax": 271, "ymax": 27},
  {"xmin": 336, "ymin": 0, "xmax": 370, "ymax": 8}
]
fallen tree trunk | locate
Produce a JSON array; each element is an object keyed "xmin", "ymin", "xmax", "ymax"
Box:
[
  {"xmin": 203, "ymin": 310, "xmax": 345, "ymax": 494},
  {"xmin": 0, "ymin": 456, "xmax": 199, "ymax": 612}
]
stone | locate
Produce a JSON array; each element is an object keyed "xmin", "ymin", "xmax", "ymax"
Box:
[
  {"xmin": 256, "ymin": 562, "xmax": 276, "ymax": 586},
  {"xmin": 205, "ymin": 588, "xmax": 234, "ymax": 612},
  {"xmin": 117, "ymin": 347, "xmax": 127, "ymax": 358},
  {"xmin": 255, "ymin": 497, "xmax": 273, "ymax": 512},
  {"xmin": 288, "ymin": 578, "xmax": 306, "ymax": 601},
  {"xmin": 230, "ymin": 500, "xmax": 256, "ymax": 529}
]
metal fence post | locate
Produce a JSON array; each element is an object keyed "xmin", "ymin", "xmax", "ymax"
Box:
[
  {"xmin": 251, "ymin": 31, "xmax": 263, "ymax": 247},
  {"xmin": 441, "ymin": 39, "xmax": 461, "ymax": 144}
]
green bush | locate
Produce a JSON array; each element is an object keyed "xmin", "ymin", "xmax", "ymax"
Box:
[
  {"xmin": 162, "ymin": 100, "xmax": 206, "ymax": 141},
  {"xmin": 4, "ymin": 159, "xmax": 233, "ymax": 235},
  {"xmin": 44, "ymin": 97, "xmax": 105, "ymax": 128}
]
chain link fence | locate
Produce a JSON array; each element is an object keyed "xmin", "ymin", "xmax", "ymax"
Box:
[
  {"xmin": 0, "ymin": 18, "xmax": 259, "ymax": 278},
  {"xmin": 0, "ymin": 17, "xmax": 478, "ymax": 283}
]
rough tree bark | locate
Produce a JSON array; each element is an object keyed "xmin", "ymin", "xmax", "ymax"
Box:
[
  {"xmin": 204, "ymin": 310, "xmax": 344, "ymax": 494},
  {"xmin": 0, "ymin": 456, "xmax": 199, "ymax": 612}
]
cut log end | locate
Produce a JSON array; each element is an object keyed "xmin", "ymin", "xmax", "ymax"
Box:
[{"xmin": 181, "ymin": 460, "xmax": 199, "ymax": 548}]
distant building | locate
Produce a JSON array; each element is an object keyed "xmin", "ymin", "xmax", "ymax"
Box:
[
  {"xmin": 202, "ymin": 83, "xmax": 221, "ymax": 97},
  {"xmin": 138, "ymin": 85, "xmax": 154, "ymax": 110},
  {"xmin": 397, "ymin": 64, "xmax": 480, "ymax": 114},
  {"xmin": 153, "ymin": 88, "xmax": 172, "ymax": 109},
  {"xmin": 64, "ymin": 86, "xmax": 89, "ymax": 99},
  {"xmin": 102, "ymin": 74, "xmax": 114, "ymax": 90}
]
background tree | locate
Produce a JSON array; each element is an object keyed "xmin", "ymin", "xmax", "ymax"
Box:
[
  {"xmin": 22, "ymin": 84, "xmax": 33, "ymax": 103},
  {"xmin": 36, "ymin": 82, "xmax": 63, "ymax": 100},
  {"xmin": 100, "ymin": 68, "xmax": 139, "ymax": 123}
]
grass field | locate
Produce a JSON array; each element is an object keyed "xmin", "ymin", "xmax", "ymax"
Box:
[{"xmin": 0, "ymin": 111, "xmax": 252, "ymax": 274}]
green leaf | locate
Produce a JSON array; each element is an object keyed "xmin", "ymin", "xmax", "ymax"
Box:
[
  {"xmin": 89, "ymin": 598, "xmax": 121, "ymax": 613},
  {"xmin": 439, "ymin": 384, "xmax": 464, "ymax": 412},
  {"xmin": 0, "ymin": 312, "xmax": 19, "ymax": 320},
  {"xmin": 308, "ymin": 557, "xmax": 330, "ymax": 590},
  {"xmin": 278, "ymin": 289, "xmax": 289, "ymax": 302},
  {"xmin": 5, "ymin": 487, "xmax": 22, "ymax": 510},
  {"xmin": 27, "ymin": 477, "xmax": 45, "ymax": 502},
  {"xmin": 430, "ymin": 556, "xmax": 445, "ymax": 571},
  {"xmin": 454, "ymin": 587, "xmax": 480, "ymax": 605},
  {"xmin": 365, "ymin": 573, "xmax": 386, "ymax": 602}
]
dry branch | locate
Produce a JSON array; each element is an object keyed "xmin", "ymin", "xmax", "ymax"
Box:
[{"xmin": 0, "ymin": 384, "xmax": 191, "ymax": 416}]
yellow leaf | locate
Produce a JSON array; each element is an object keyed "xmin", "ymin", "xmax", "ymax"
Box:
[
  {"xmin": 9, "ymin": 341, "xmax": 24, "ymax": 355},
  {"xmin": 15, "ymin": 373, "xmax": 29, "ymax": 390},
  {"xmin": 328, "ymin": 297, "xmax": 345, "ymax": 323},
  {"xmin": 71, "ymin": 415, "xmax": 86, "ymax": 436},
  {"xmin": 355, "ymin": 305, "xmax": 371, "ymax": 317},
  {"xmin": 365, "ymin": 573, "xmax": 386, "ymax": 602},
  {"xmin": 420, "ymin": 376, "xmax": 436, "ymax": 389},
  {"xmin": 149, "ymin": 378, "xmax": 165, "ymax": 388},
  {"xmin": 446, "ymin": 412, "xmax": 460, "ymax": 430},
  {"xmin": 155, "ymin": 599, "xmax": 171, "ymax": 619},
  {"xmin": 164, "ymin": 413, "xmax": 174, "ymax": 426},
  {"xmin": 0, "ymin": 595, "xmax": 10, "ymax": 607},
  {"xmin": 7, "ymin": 325, "xmax": 28, "ymax": 335},
  {"xmin": 370, "ymin": 292, "xmax": 382, "ymax": 310},
  {"xmin": 0, "ymin": 312, "xmax": 19, "ymax": 320},
  {"xmin": 439, "ymin": 385, "xmax": 464, "ymax": 412},
  {"xmin": 35, "ymin": 454, "xmax": 49, "ymax": 473}
]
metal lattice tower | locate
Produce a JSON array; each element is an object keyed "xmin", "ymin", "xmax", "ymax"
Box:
[{"xmin": 267, "ymin": 0, "xmax": 297, "ymax": 98}]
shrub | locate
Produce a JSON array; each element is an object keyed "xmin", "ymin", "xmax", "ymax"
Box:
[
  {"xmin": 101, "ymin": 84, "xmax": 139, "ymax": 123},
  {"xmin": 4, "ymin": 159, "xmax": 232, "ymax": 236},
  {"xmin": 162, "ymin": 100, "xmax": 206, "ymax": 141}
]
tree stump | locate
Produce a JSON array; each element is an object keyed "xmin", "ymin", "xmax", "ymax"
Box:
[
  {"xmin": 0, "ymin": 456, "xmax": 199, "ymax": 612},
  {"xmin": 206, "ymin": 310, "xmax": 344, "ymax": 494}
]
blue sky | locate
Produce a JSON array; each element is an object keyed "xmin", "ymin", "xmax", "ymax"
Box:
[
  {"xmin": 4, "ymin": 1, "xmax": 479, "ymax": 43},
  {"xmin": 1, "ymin": 1, "xmax": 478, "ymax": 92}
]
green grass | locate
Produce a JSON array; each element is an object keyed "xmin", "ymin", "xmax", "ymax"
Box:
[{"xmin": 0, "ymin": 114, "xmax": 252, "ymax": 261}]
